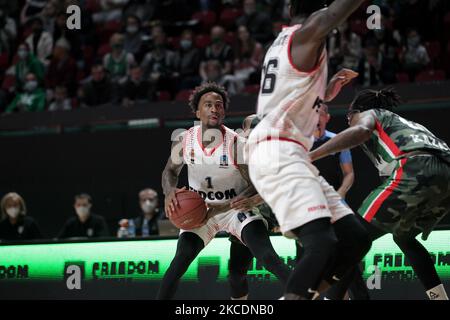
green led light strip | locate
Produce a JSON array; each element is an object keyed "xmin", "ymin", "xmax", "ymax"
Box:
[{"xmin": 0, "ymin": 231, "xmax": 449, "ymax": 282}]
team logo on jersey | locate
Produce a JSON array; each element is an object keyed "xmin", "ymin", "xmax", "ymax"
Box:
[{"xmin": 219, "ymin": 155, "xmax": 228, "ymax": 168}]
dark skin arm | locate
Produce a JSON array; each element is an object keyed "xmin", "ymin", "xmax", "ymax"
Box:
[
  {"xmin": 337, "ymin": 162, "xmax": 355, "ymax": 199},
  {"xmin": 210, "ymin": 138, "xmax": 259, "ymax": 215},
  {"xmin": 162, "ymin": 138, "xmax": 186, "ymax": 218},
  {"xmin": 309, "ymin": 110, "xmax": 376, "ymax": 162},
  {"xmin": 291, "ymin": 0, "xmax": 367, "ymax": 72}
]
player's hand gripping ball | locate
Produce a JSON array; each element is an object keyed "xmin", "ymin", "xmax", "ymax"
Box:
[{"xmin": 169, "ymin": 189, "xmax": 207, "ymax": 230}]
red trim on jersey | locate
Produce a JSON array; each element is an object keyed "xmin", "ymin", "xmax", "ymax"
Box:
[
  {"xmin": 197, "ymin": 125, "xmax": 226, "ymax": 156},
  {"xmin": 364, "ymin": 158, "xmax": 407, "ymax": 222},
  {"xmin": 228, "ymin": 135, "xmax": 239, "ymax": 168},
  {"xmin": 287, "ymin": 26, "xmax": 325, "ymax": 75},
  {"xmin": 257, "ymin": 136, "xmax": 308, "ymax": 152},
  {"xmin": 182, "ymin": 128, "xmax": 193, "ymax": 160},
  {"xmin": 375, "ymin": 120, "xmax": 404, "ymax": 157}
]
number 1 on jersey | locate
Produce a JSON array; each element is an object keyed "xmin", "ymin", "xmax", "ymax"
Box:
[{"xmin": 205, "ymin": 177, "xmax": 213, "ymax": 189}]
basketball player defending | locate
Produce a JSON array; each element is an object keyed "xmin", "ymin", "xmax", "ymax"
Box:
[
  {"xmin": 157, "ymin": 82, "xmax": 290, "ymax": 299},
  {"xmin": 247, "ymin": 0, "xmax": 370, "ymax": 299},
  {"xmin": 310, "ymin": 88, "xmax": 450, "ymax": 300}
]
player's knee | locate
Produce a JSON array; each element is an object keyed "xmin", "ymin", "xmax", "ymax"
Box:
[
  {"xmin": 301, "ymin": 230, "xmax": 338, "ymax": 260},
  {"xmin": 176, "ymin": 248, "xmax": 198, "ymax": 263}
]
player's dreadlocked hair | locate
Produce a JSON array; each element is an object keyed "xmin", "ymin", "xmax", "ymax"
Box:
[
  {"xmin": 188, "ymin": 82, "xmax": 230, "ymax": 113},
  {"xmin": 351, "ymin": 88, "xmax": 402, "ymax": 112},
  {"xmin": 289, "ymin": 0, "xmax": 328, "ymax": 17}
]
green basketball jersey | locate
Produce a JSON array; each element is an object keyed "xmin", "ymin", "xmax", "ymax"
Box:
[{"xmin": 362, "ymin": 108, "xmax": 450, "ymax": 176}]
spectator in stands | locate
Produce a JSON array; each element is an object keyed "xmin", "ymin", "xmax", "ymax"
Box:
[
  {"xmin": 24, "ymin": 17, "xmax": 53, "ymax": 66},
  {"xmin": 5, "ymin": 72, "xmax": 46, "ymax": 113},
  {"xmin": 364, "ymin": 14, "xmax": 401, "ymax": 56},
  {"xmin": 120, "ymin": 64, "xmax": 156, "ymax": 107},
  {"xmin": 46, "ymin": 38, "xmax": 77, "ymax": 97},
  {"xmin": 379, "ymin": 45, "xmax": 401, "ymax": 85},
  {"xmin": 48, "ymin": 85, "xmax": 72, "ymax": 111},
  {"xmin": 342, "ymin": 23, "xmax": 362, "ymax": 68},
  {"xmin": 92, "ymin": 0, "xmax": 128, "ymax": 24},
  {"xmin": 79, "ymin": 63, "xmax": 115, "ymax": 107},
  {"xmin": 328, "ymin": 21, "xmax": 362, "ymax": 75},
  {"xmin": 177, "ymin": 29, "xmax": 201, "ymax": 90},
  {"xmin": 0, "ymin": 192, "xmax": 42, "ymax": 241},
  {"xmin": 20, "ymin": 0, "xmax": 47, "ymax": 26},
  {"xmin": 199, "ymin": 26, "xmax": 233, "ymax": 82},
  {"xmin": 123, "ymin": 0, "xmax": 157, "ymax": 24},
  {"xmin": 103, "ymin": 33, "xmax": 136, "ymax": 85},
  {"xmin": 140, "ymin": 25, "xmax": 179, "ymax": 97},
  {"xmin": 203, "ymin": 60, "xmax": 238, "ymax": 95},
  {"xmin": 39, "ymin": 0, "xmax": 58, "ymax": 34},
  {"xmin": 52, "ymin": 11, "xmax": 83, "ymax": 63},
  {"xmin": 66, "ymin": 0, "xmax": 96, "ymax": 49},
  {"xmin": 357, "ymin": 42, "xmax": 383, "ymax": 87},
  {"xmin": 123, "ymin": 15, "xmax": 145, "ymax": 63},
  {"xmin": 0, "ymin": 8, "xmax": 18, "ymax": 56},
  {"xmin": 13, "ymin": 43, "xmax": 45, "ymax": 92},
  {"xmin": 232, "ymin": 25, "xmax": 264, "ymax": 90},
  {"xmin": 58, "ymin": 193, "xmax": 109, "ymax": 239},
  {"xmin": 236, "ymin": 0, "xmax": 274, "ymax": 45},
  {"xmin": 401, "ymin": 29, "xmax": 430, "ymax": 81},
  {"xmin": 118, "ymin": 188, "xmax": 160, "ymax": 237}
]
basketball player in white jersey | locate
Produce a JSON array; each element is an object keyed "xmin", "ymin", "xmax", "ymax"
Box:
[
  {"xmin": 157, "ymin": 82, "xmax": 290, "ymax": 299},
  {"xmin": 247, "ymin": 0, "xmax": 371, "ymax": 299}
]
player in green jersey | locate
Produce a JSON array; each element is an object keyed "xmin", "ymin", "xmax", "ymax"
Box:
[{"xmin": 310, "ymin": 88, "xmax": 450, "ymax": 300}]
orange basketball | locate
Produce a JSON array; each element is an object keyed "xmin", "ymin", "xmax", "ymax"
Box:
[{"xmin": 170, "ymin": 189, "xmax": 207, "ymax": 230}]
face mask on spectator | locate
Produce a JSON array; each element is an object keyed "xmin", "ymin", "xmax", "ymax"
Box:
[
  {"xmin": 180, "ymin": 39, "xmax": 192, "ymax": 50},
  {"xmin": 127, "ymin": 25, "xmax": 138, "ymax": 34},
  {"xmin": 76, "ymin": 205, "xmax": 90, "ymax": 219},
  {"xmin": 112, "ymin": 43, "xmax": 123, "ymax": 51},
  {"xmin": 141, "ymin": 199, "xmax": 157, "ymax": 214},
  {"xmin": 18, "ymin": 49, "xmax": 28, "ymax": 59},
  {"xmin": 24, "ymin": 80, "xmax": 38, "ymax": 92},
  {"xmin": 6, "ymin": 207, "xmax": 20, "ymax": 219}
]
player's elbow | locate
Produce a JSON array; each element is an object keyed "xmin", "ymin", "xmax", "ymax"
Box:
[{"xmin": 354, "ymin": 125, "xmax": 372, "ymax": 142}]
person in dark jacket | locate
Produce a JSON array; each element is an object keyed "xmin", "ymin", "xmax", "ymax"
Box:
[
  {"xmin": 79, "ymin": 64, "xmax": 116, "ymax": 107},
  {"xmin": 58, "ymin": 193, "xmax": 109, "ymax": 239},
  {"xmin": 0, "ymin": 192, "xmax": 42, "ymax": 241}
]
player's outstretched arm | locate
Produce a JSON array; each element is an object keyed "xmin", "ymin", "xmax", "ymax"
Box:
[
  {"xmin": 337, "ymin": 162, "xmax": 355, "ymax": 199},
  {"xmin": 290, "ymin": 0, "xmax": 366, "ymax": 72},
  {"xmin": 300, "ymin": 0, "xmax": 368, "ymax": 43},
  {"xmin": 309, "ymin": 111, "xmax": 376, "ymax": 162}
]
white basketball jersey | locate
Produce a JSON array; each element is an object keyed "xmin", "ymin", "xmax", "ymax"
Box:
[
  {"xmin": 182, "ymin": 125, "xmax": 248, "ymax": 205},
  {"xmin": 252, "ymin": 24, "xmax": 328, "ymax": 151}
]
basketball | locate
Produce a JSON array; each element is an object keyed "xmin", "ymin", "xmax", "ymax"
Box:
[{"xmin": 169, "ymin": 189, "xmax": 207, "ymax": 230}]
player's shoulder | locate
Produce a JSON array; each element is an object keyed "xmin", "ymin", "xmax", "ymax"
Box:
[{"xmin": 222, "ymin": 125, "xmax": 240, "ymax": 140}]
